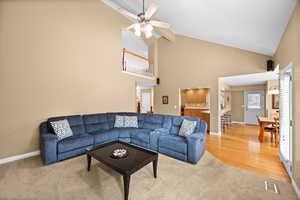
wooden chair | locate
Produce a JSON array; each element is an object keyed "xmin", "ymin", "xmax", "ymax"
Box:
[
  {"xmin": 221, "ymin": 114, "xmax": 226, "ymax": 131},
  {"xmin": 224, "ymin": 112, "xmax": 232, "ymax": 127},
  {"xmin": 257, "ymin": 116, "xmax": 277, "ymax": 143}
]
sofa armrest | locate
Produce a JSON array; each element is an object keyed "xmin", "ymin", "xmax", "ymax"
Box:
[
  {"xmin": 186, "ymin": 132, "xmax": 206, "ymax": 164},
  {"xmin": 40, "ymin": 122, "xmax": 58, "ymax": 164}
]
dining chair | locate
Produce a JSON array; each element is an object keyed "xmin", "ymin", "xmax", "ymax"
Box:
[{"xmin": 257, "ymin": 115, "xmax": 276, "ymax": 143}]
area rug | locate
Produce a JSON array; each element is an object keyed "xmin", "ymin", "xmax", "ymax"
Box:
[{"xmin": 0, "ymin": 152, "xmax": 296, "ymax": 200}]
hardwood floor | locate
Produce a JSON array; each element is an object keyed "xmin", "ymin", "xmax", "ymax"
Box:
[{"xmin": 206, "ymin": 124, "xmax": 290, "ymax": 183}]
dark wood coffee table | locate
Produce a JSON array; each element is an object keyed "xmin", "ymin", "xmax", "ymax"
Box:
[{"xmin": 86, "ymin": 141, "xmax": 158, "ymax": 200}]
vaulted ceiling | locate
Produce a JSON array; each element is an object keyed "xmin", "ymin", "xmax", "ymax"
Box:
[{"xmin": 104, "ymin": 0, "xmax": 297, "ymax": 56}]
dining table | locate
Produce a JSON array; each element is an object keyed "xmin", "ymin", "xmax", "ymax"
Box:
[{"xmin": 257, "ymin": 117, "xmax": 277, "ymax": 142}]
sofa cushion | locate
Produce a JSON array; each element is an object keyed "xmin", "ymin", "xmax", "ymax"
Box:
[
  {"xmin": 170, "ymin": 116, "xmax": 200, "ymax": 135},
  {"xmin": 142, "ymin": 114, "xmax": 164, "ymax": 130},
  {"xmin": 159, "ymin": 135, "xmax": 187, "ymax": 154},
  {"xmin": 107, "ymin": 113, "xmax": 143, "ymax": 129},
  {"xmin": 83, "ymin": 114, "xmax": 109, "ymax": 133},
  {"xmin": 130, "ymin": 129, "xmax": 152, "ymax": 143},
  {"xmin": 90, "ymin": 130, "xmax": 119, "ymax": 144},
  {"xmin": 124, "ymin": 116, "xmax": 138, "ymax": 128},
  {"xmin": 114, "ymin": 115, "xmax": 125, "ymax": 128},
  {"xmin": 48, "ymin": 115, "xmax": 85, "ymax": 136},
  {"xmin": 58, "ymin": 134, "xmax": 93, "ymax": 153},
  {"xmin": 112, "ymin": 128, "xmax": 137, "ymax": 138},
  {"xmin": 50, "ymin": 119, "xmax": 73, "ymax": 141}
]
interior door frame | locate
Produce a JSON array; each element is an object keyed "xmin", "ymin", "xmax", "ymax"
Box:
[
  {"xmin": 279, "ymin": 63, "xmax": 294, "ymax": 177},
  {"xmin": 135, "ymin": 82, "xmax": 156, "ymax": 113},
  {"xmin": 244, "ymin": 90, "xmax": 266, "ymax": 125}
]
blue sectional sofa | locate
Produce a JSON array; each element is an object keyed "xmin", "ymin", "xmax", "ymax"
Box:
[{"xmin": 40, "ymin": 112, "xmax": 207, "ymax": 165}]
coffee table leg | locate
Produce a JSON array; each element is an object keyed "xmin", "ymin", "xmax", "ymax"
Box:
[
  {"xmin": 123, "ymin": 175, "xmax": 130, "ymax": 200},
  {"xmin": 153, "ymin": 158, "xmax": 158, "ymax": 178},
  {"xmin": 87, "ymin": 154, "xmax": 91, "ymax": 171}
]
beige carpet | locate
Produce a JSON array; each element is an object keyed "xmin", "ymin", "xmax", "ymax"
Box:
[{"xmin": 0, "ymin": 152, "xmax": 297, "ymax": 200}]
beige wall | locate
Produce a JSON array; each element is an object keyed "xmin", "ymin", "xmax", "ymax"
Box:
[
  {"xmin": 274, "ymin": 1, "xmax": 300, "ymax": 185},
  {"xmin": 0, "ymin": 0, "xmax": 156, "ymax": 159},
  {"xmin": 230, "ymin": 84, "xmax": 266, "ymax": 122},
  {"xmin": 155, "ymin": 35, "xmax": 270, "ymax": 133}
]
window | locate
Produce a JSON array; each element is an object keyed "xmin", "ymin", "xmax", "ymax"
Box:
[
  {"xmin": 121, "ymin": 30, "xmax": 154, "ymax": 78},
  {"xmin": 247, "ymin": 93, "xmax": 261, "ymax": 109}
]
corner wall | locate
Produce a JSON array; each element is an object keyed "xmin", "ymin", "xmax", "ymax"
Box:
[
  {"xmin": 274, "ymin": 1, "xmax": 300, "ymax": 189},
  {"xmin": 154, "ymin": 35, "xmax": 270, "ymax": 133},
  {"xmin": 0, "ymin": 0, "xmax": 156, "ymax": 159}
]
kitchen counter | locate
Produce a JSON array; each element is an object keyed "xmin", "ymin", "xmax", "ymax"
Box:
[{"xmin": 184, "ymin": 107, "xmax": 210, "ymax": 110}]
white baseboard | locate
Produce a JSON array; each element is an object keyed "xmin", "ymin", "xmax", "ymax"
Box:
[
  {"xmin": 210, "ymin": 131, "xmax": 221, "ymax": 136},
  {"xmin": 232, "ymin": 121, "xmax": 245, "ymax": 124},
  {"xmin": 292, "ymin": 177, "xmax": 300, "ymax": 200},
  {"xmin": 0, "ymin": 151, "xmax": 40, "ymax": 165}
]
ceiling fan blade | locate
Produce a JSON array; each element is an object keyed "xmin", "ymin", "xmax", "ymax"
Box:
[
  {"xmin": 145, "ymin": 2, "xmax": 159, "ymax": 19},
  {"xmin": 150, "ymin": 20, "xmax": 170, "ymax": 29},
  {"xmin": 118, "ymin": 8, "xmax": 138, "ymax": 20},
  {"xmin": 155, "ymin": 27, "xmax": 176, "ymax": 42}
]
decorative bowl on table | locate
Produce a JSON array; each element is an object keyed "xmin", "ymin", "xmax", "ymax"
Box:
[{"xmin": 111, "ymin": 148, "xmax": 128, "ymax": 159}]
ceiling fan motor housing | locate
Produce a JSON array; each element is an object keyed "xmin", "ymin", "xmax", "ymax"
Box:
[{"xmin": 137, "ymin": 13, "xmax": 146, "ymax": 23}]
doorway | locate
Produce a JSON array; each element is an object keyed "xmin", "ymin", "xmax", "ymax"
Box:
[
  {"xmin": 279, "ymin": 64, "xmax": 293, "ymax": 176},
  {"xmin": 136, "ymin": 82, "xmax": 155, "ymax": 113},
  {"xmin": 213, "ymin": 70, "xmax": 290, "ymax": 182},
  {"xmin": 179, "ymin": 87, "xmax": 210, "ymax": 132},
  {"xmin": 244, "ymin": 90, "xmax": 265, "ymax": 125}
]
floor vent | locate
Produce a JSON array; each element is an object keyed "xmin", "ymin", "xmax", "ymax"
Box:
[{"xmin": 265, "ymin": 180, "xmax": 280, "ymax": 194}]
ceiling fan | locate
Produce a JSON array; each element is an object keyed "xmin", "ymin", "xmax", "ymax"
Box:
[{"xmin": 118, "ymin": 0, "xmax": 175, "ymax": 41}]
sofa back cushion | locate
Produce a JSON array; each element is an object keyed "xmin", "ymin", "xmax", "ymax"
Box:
[
  {"xmin": 107, "ymin": 112, "xmax": 144, "ymax": 129},
  {"xmin": 169, "ymin": 116, "xmax": 200, "ymax": 135},
  {"xmin": 197, "ymin": 119, "xmax": 208, "ymax": 134},
  {"xmin": 83, "ymin": 113, "xmax": 110, "ymax": 133},
  {"xmin": 142, "ymin": 114, "xmax": 165, "ymax": 130},
  {"xmin": 48, "ymin": 115, "xmax": 85, "ymax": 136}
]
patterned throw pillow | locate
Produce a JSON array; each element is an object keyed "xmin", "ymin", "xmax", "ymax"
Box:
[
  {"xmin": 114, "ymin": 115, "xmax": 125, "ymax": 128},
  {"xmin": 124, "ymin": 116, "xmax": 138, "ymax": 128},
  {"xmin": 178, "ymin": 119, "xmax": 197, "ymax": 137},
  {"xmin": 50, "ymin": 119, "xmax": 73, "ymax": 141}
]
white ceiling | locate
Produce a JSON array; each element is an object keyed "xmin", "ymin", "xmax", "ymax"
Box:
[
  {"xmin": 104, "ymin": 0, "xmax": 297, "ymax": 56},
  {"xmin": 220, "ymin": 70, "xmax": 278, "ymax": 86}
]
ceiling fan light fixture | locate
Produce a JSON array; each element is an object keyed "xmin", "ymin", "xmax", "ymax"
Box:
[
  {"xmin": 145, "ymin": 30, "xmax": 152, "ymax": 38},
  {"xmin": 134, "ymin": 23, "xmax": 141, "ymax": 32},
  {"xmin": 120, "ymin": 0, "xmax": 174, "ymax": 41},
  {"xmin": 135, "ymin": 29, "xmax": 141, "ymax": 37},
  {"xmin": 145, "ymin": 23, "xmax": 153, "ymax": 32},
  {"xmin": 134, "ymin": 23, "xmax": 141, "ymax": 36}
]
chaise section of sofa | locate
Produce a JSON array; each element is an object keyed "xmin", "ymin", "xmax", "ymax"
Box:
[{"xmin": 39, "ymin": 112, "xmax": 207, "ymax": 165}]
